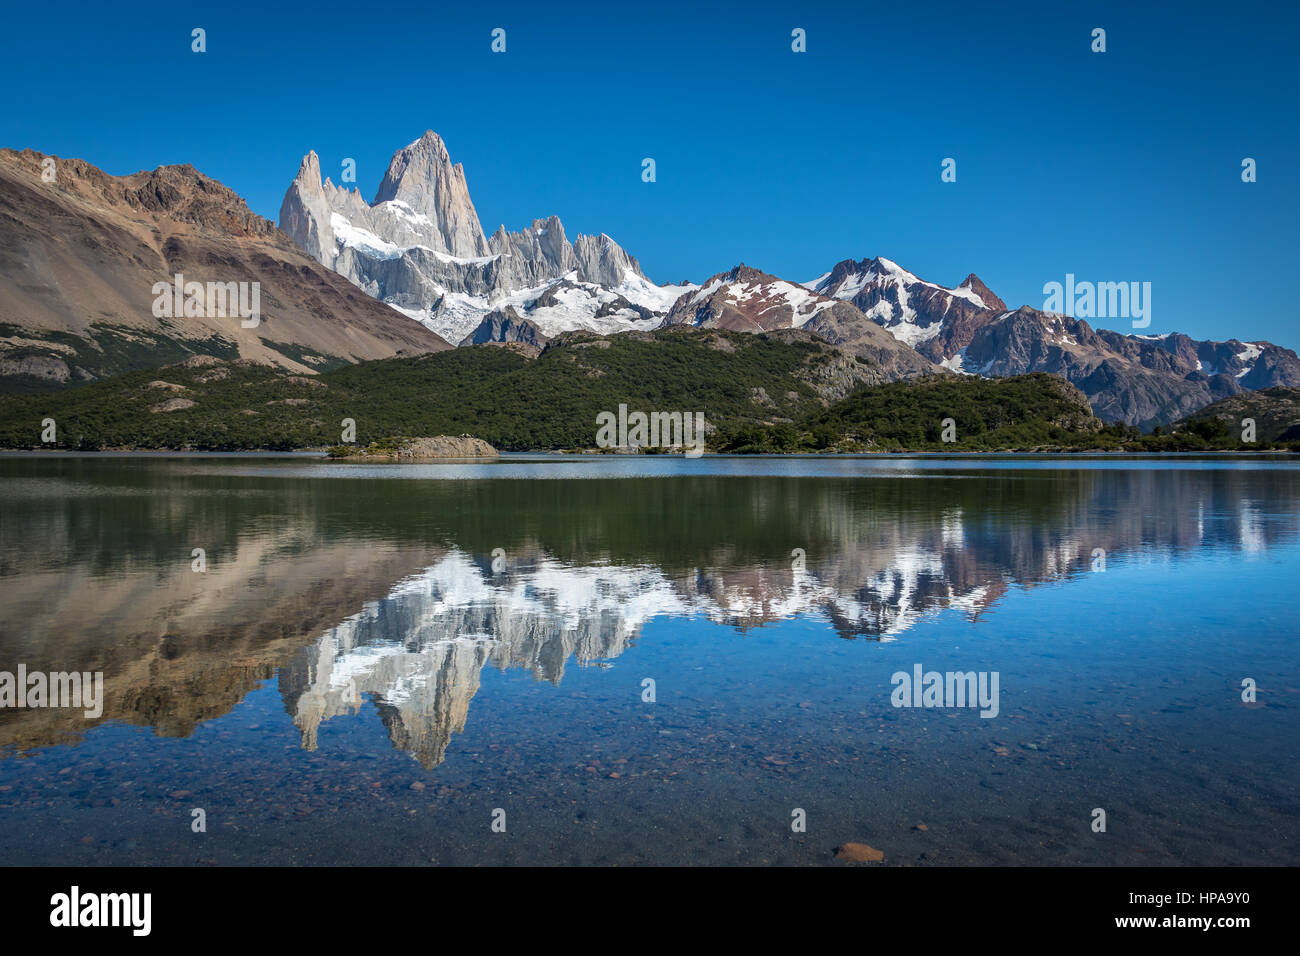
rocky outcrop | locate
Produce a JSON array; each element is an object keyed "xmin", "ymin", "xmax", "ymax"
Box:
[
  {"xmin": 333, "ymin": 435, "xmax": 499, "ymax": 460},
  {"xmin": 0, "ymin": 353, "xmax": 74, "ymax": 384},
  {"xmin": 957, "ymin": 273, "xmax": 1007, "ymax": 311},
  {"xmin": 800, "ymin": 305, "xmax": 943, "ymax": 381},
  {"xmin": 760, "ymin": 328, "xmax": 893, "ymax": 398},
  {"xmin": 573, "ymin": 232, "xmax": 642, "ymax": 287},
  {"xmin": 458, "ymin": 308, "xmax": 548, "ymax": 347}
]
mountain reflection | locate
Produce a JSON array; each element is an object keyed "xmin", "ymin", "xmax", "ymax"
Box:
[
  {"xmin": 278, "ymin": 541, "xmax": 1013, "ymax": 768},
  {"xmin": 280, "ymin": 553, "xmax": 649, "ymax": 769},
  {"xmin": 2, "ymin": 462, "xmax": 1298, "ymax": 765}
]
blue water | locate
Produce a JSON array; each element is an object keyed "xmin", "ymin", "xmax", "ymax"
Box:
[{"xmin": 0, "ymin": 454, "xmax": 1296, "ymax": 865}]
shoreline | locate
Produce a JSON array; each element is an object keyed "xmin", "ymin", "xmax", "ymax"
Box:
[{"xmin": 2, "ymin": 448, "xmax": 1297, "ymax": 459}]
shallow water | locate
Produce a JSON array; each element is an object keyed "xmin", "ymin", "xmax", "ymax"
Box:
[{"xmin": 0, "ymin": 453, "xmax": 1297, "ymax": 865}]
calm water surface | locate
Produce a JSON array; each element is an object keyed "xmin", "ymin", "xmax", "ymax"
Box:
[{"xmin": 0, "ymin": 453, "xmax": 1297, "ymax": 865}]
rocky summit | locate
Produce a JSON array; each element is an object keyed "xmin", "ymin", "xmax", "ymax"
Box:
[
  {"xmin": 664, "ymin": 264, "xmax": 941, "ymax": 382},
  {"xmin": 279, "ymin": 131, "xmax": 691, "ymax": 347}
]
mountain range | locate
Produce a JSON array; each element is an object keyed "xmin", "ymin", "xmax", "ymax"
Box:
[
  {"xmin": 1, "ymin": 131, "xmax": 1297, "ymax": 428},
  {"xmin": 275, "ymin": 130, "xmax": 1300, "ymax": 427},
  {"xmin": 803, "ymin": 256, "xmax": 1300, "ymax": 426}
]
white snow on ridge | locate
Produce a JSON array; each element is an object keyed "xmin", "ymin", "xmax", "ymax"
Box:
[
  {"xmin": 688, "ymin": 276, "xmax": 729, "ymax": 307},
  {"xmin": 394, "ymin": 268, "xmax": 692, "ymax": 344},
  {"xmin": 696, "ymin": 277, "xmax": 839, "ymax": 328},
  {"xmin": 617, "ymin": 272, "xmax": 693, "ymax": 313},
  {"xmin": 423, "ymin": 248, "xmax": 501, "ymax": 267},
  {"xmin": 948, "ymin": 286, "xmax": 985, "ymax": 307},
  {"xmin": 878, "ymin": 315, "xmax": 941, "ymax": 347},
  {"xmin": 804, "ymin": 258, "xmax": 985, "ymax": 348},
  {"xmin": 330, "ymin": 212, "xmax": 501, "ymax": 267},
  {"xmin": 826, "ymin": 271, "xmax": 872, "ymax": 300},
  {"xmin": 857, "ymin": 292, "xmax": 939, "ymax": 347},
  {"xmin": 875, "ymin": 257, "xmax": 920, "ymax": 283},
  {"xmin": 776, "ymin": 284, "xmax": 837, "ymax": 327},
  {"xmin": 1236, "ymin": 342, "xmax": 1263, "ymax": 378},
  {"xmin": 383, "ymin": 199, "xmax": 434, "ymax": 227},
  {"xmin": 330, "ymin": 213, "xmax": 405, "ymax": 261}
]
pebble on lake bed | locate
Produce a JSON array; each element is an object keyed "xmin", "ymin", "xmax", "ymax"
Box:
[{"xmin": 834, "ymin": 842, "xmax": 884, "ymax": 862}]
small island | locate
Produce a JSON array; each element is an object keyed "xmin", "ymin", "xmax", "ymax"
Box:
[{"xmin": 327, "ymin": 435, "xmax": 499, "ymax": 461}]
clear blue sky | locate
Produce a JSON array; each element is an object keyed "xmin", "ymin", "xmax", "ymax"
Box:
[{"xmin": 2, "ymin": 0, "xmax": 1296, "ymax": 347}]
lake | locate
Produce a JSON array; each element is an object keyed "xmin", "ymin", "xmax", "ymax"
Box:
[{"xmin": 1, "ymin": 453, "xmax": 1297, "ymax": 865}]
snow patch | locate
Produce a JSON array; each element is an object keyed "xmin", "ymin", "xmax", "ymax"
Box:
[
  {"xmin": 330, "ymin": 213, "xmax": 405, "ymax": 261},
  {"xmin": 940, "ymin": 349, "xmax": 974, "ymax": 375},
  {"xmin": 1235, "ymin": 342, "xmax": 1263, "ymax": 378}
]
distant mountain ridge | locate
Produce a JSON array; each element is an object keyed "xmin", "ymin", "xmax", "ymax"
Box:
[{"xmin": 803, "ymin": 256, "xmax": 1300, "ymax": 427}]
